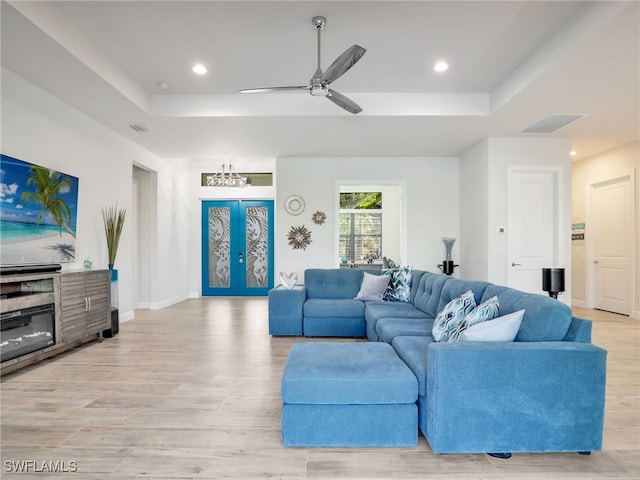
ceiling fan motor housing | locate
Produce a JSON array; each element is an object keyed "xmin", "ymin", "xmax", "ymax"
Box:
[{"xmin": 310, "ymin": 86, "xmax": 329, "ymax": 96}]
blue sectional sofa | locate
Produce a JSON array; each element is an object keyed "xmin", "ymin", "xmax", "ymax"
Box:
[{"xmin": 270, "ymin": 268, "xmax": 607, "ymax": 455}]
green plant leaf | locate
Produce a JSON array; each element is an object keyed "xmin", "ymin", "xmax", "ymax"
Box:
[{"xmin": 102, "ymin": 204, "xmax": 126, "ymax": 266}]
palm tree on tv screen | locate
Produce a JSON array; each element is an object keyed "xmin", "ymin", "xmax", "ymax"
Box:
[{"xmin": 20, "ymin": 165, "xmax": 76, "ymax": 238}]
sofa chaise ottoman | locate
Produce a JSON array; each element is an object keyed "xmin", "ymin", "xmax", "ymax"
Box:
[{"xmin": 281, "ymin": 342, "xmax": 418, "ymax": 447}]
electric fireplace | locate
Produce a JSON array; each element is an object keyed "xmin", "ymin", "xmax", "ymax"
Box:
[
  {"xmin": 1, "ymin": 303, "xmax": 55, "ymax": 362},
  {"xmin": 0, "ymin": 274, "xmax": 57, "ymax": 363}
]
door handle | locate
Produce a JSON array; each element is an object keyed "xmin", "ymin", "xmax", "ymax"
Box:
[
  {"xmin": 511, "ymin": 262, "xmax": 522, "ymax": 267},
  {"xmin": 238, "ymin": 253, "xmax": 244, "ymax": 264},
  {"xmin": 593, "ymin": 260, "xmax": 599, "ymax": 264}
]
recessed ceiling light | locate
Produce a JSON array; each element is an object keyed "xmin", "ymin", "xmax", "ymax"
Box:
[
  {"xmin": 434, "ymin": 61, "xmax": 449, "ymax": 73},
  {"xmin": 570, "ymin": 151, "xmax": 577, "ymax": 156},
  {"xmin": 192, "ymin": 64, "xmax": 208, "ymax": 75}
]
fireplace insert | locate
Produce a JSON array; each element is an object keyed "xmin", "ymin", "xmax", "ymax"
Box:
[{"xmin": 1, "ymin": 303, "xmax": 55, "ymax": 363}]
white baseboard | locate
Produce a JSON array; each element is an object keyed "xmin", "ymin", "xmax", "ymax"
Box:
[
  {"xmin": 147, "ymin": 294, "xmax": 190, "ymax": 310},
  {"xmin": 134, "ymin": 294, "xmax": 190, "ymax": 311},
  {"xmin": 571, "ymin": 299, "xmax": 588, "ymax": 308},
  {"xmin": 632, "ymin": 310, "xmax": 640, "ymax": 320},
  {"xmin": 119, "ymin": 311, "xmax": 135, "ymax": 323}
]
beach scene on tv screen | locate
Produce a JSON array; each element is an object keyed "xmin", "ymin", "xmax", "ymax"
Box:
[{"xmin": 0, "ymin": 154, "xmax": 79, "ymax": 265}]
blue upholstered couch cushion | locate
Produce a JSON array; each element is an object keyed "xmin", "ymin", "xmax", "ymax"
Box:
[
  {"xmin": 407, "ymin": 270, "xmax": 427, "ymax": 303},
  {"xmin": 436, "ymin": 279, "xmax": 490, "ymax": 314},
  {"xmin": 304, "ymin": 298, "xmax": 365, "ymax": 318},
  {"xmin": 365, "ymin": 301, "xmax": 430, "ymax": 322},
  {"xmin": 481, "ymin": 285, "xmax": 572, "ymax": 342},
  {"xmin": 391, "ymin": 335, "xmax": 434, "ymax": 397},
  {"xmin": 305, "ymin": 268, "xmax": 367, "ymax": 299},
  {"xmin": 412, "ymin": 272, "xmax": 450, "ymax": 318},
  {"xmin": 377, "ymin": 318, "xmax": 435, "ymax": 344},
  {"xmin": 282, "ymin": 342, "xmax": 418, "ymax": 404},
  {"xmin": 365, "ymin": 301, "xmax": 430, "ymax": 341}
]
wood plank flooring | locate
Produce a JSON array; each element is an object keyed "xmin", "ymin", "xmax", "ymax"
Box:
[{"xmin": 1, "ymin": 299, "xmax": 638, "ymax": 479}]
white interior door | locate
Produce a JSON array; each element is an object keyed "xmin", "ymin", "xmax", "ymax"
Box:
[
  {"xmin": 507, "ymin": 170, "xmax": 558, "ymax": 294},
  {"xmin": 592, "ymin": 176, "xmax": 633, "ymax": 315}
]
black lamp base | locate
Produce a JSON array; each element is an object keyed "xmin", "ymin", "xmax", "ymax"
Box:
[{"xmin": 438, "ymin": 260, "xmax": 459, "ymax": 276}]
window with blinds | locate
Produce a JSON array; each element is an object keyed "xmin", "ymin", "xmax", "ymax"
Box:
[{"xmin": 339, "ymin": 192, "xmax": 382, "ymax": 262}]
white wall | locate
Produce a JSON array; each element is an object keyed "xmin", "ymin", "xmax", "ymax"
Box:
[
  {"xmin": 1, "ymin": 68, "xmax": 191, "ymax": 320},
  {"xmin": 152, "ymin": 157, "xmax": 191, "ymax": 308},
  {"xmin": 275, "ymin": 156, "xmax": 459, "ymax": 281},
  {"xmin": 571, "ymin": 141, "xmax": 639, "ymax": 318},
  {"xmin": 460, "ymin": 139, "xmax": 490, "ymax": 280}
]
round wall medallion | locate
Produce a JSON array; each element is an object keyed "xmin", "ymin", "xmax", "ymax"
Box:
[{"xmin": 285, "ymin": 195, "xmax": 305, "ymax": 215}]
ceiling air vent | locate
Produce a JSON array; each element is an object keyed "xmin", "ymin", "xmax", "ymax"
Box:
[
  {"xmin": 127, "ymin": 123, "xmax": 150, "ymax": 133},
  {"xmin": 521, "ymin": 114, "xmax": 585, "ymax": 134}
]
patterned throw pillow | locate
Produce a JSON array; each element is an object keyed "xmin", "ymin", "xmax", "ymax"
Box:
[
  {"xmin": 448, "ymin": 295, "xmax": 500, "ymax": 342},
  {"xmin": 354, "ymin": 272, "xmax": 392, "ymax": 302},
  {"xmin": 382, "ymin": 266, "xmax": 413, "ymax": 302},
  {"xmin": 432, "ymin": 290, "xmax": 476, "ymax": 342}
]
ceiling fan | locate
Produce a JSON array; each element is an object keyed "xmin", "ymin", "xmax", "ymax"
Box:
[{"xmin": 240, "ymin": 16, "xmax": 366, "ymax": 114}]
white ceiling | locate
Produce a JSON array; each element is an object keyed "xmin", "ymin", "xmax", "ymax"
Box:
[{"xmin": 2, "ymin": 0, "xmax": 638, "ymax": 161}]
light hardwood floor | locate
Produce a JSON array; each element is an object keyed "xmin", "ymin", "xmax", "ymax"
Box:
[{"xmin": 1, "ymin": 299, "xmax": 638, "ymax": 479}]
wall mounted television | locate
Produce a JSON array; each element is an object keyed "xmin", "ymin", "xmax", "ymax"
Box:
[{"xmin": 0, "ymin": 154, "xmax": 79, "ymax": 266}]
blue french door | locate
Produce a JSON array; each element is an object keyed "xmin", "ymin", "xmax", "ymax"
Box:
[{"xmin": 201, "ymin": 200, "xmax": 274, "ymax": 296}]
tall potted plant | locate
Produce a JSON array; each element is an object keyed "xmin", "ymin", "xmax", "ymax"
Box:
[
  {"xmin": 102, "ymin": 204, "xmax": 126, "ymax": 336},
  {"xmin": 102, "ymin": 203, "xmax": 126, "ymax": 271}
]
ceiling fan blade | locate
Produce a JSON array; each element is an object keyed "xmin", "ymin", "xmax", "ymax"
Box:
[
  {"xmin": 321, "ymin": 45, "xmax": 366, "ymax": 85},
  {"xmin": 326, "ymin": 89, "xmax": 362, "ymax": 114},
  {"xmin": 240, "ymin": 86, "xmax": 309, "ymax": 93}
]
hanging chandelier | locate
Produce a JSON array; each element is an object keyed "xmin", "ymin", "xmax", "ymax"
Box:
[{"xmin": 206, "ymin": 162, "xmax": 247, "ymax": 187}]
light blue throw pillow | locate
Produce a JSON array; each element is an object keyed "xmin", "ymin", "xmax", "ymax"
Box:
[
  {"xmin": 382, "ymin": 266, "xmax": 413, "ymax": 302},
  {"xmin": 460, "ymin": 309, "xmax": 525, "ymax": 342},
  {"xmin": 355, "ymin": 272, "xmax": 391, "ymax": 302},
  {"xmin": 448, "ymin": 295, "xmax": 500, "ymax": 342},
  {"xmin": 432, "ymin": 290, "xmax": 476, "ymax": 342}
]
